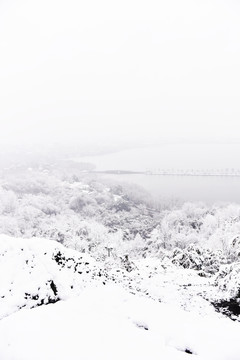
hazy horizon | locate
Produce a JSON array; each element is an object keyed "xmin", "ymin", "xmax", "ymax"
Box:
[{"xmin": 0, "ymin": 0, "xmax": 240, "ymax": 148}]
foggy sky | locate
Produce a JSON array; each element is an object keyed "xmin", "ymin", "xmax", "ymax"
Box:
[{"xmin": 0, "ymin": 0, "xmax": 240, "ymax": 146}]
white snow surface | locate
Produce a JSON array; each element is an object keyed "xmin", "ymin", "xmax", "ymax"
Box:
[
  {"xmin": 0, "ymin": 235, "xmax": 104, "ymax": 320},
  {"xmin": 1, "ymin": 284, "xmax": 240, "ymax": 360},
  {"xmin": 1, "ymin": 235, "xmax": 240, "ymax": 359}
]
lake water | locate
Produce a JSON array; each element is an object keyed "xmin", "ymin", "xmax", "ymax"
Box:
[{"xmin": 78, "ymin": 144, "xmax": 240, "ymax": 203}]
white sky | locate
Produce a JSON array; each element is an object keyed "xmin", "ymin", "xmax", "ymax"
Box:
[{"xmin": 0, "ymin": 0, "xmax": 240, "ymax": 146}]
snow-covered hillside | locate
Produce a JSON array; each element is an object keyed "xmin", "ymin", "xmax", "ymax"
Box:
[
  {"xmin": 0, "ymin": 235, "xmax": 106, "ymax": 320},
  {"xmin": 1, "ymin": 283, "xmax": 240, "ymax": 360},
  {"xmin": 1, "ymin": 235, "xmax": 240, "ymax": 359},
  {"xmin": 0, "ymin": 235, "xmax": 220, "ymax": 321}
]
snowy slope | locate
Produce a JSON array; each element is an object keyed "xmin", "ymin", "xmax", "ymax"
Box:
[
  {"xmin": 0, "ymin": 235, "xmax": 234, "ymax": 321},
  {"xmin": 1, "ymin": 235, "xmax": 240, "ymax": 359},
  {"xmin": 0, "ymin": 235, "xmax": 106, "ymax": 319},
  {"xmin": 1, "ymin": 284, "xmax": 240, "ymax": 360}
]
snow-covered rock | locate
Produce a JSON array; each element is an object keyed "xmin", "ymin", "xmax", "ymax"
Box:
[{"xmin": 0, "ymin": 235, "xmax": 107, "ymax": 319}]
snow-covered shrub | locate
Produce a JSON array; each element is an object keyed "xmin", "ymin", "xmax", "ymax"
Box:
[
  {"xmin": 69, "ymin": 193, "xmax": 97, "ymax": 213},
  {"xmin": 119, "ymin": 255, "xmax": 136, "ymax": 272},
  {"xmin": 214, "ymin": 262, "xmax": 240, "ymax": 298},
  {"xmin": 212, "ymin": 262, "xmax": 240, "ymax": 319},
  {"xmin": 228, "ymin": 235, "xmax": 240, "ymax": 261},
  {"xmin": 0, "ymin": 188, "xmax": 17, "ymax": 214},
  {"xmin": 172, "ymin": 244, "xmax": 226, "ymax": 275},
  {"xmin": 2, "ymin": 172, "xmax": 60, "ymax": 195}
]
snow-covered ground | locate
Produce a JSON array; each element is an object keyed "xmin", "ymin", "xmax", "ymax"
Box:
[
  {"xmin": 0, "ymin": 235, "xmax": 106, "ymax": 320},
  {"xmin": 1, "ymin": 284, "xmax": 240, "ymax": 360},
  {"xmin": 1, "ymin": 235, "xmax": 240, "ymax": 359}
]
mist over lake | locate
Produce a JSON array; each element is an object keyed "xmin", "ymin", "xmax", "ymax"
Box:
[{"xmin": 78, "ymin": 143, "xmax": 240, "ymax": 203}]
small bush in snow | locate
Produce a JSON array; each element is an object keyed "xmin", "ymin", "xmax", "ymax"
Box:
[{"xmin": 172, "ymin": 244, "xmax": 226, "ymax": 275}]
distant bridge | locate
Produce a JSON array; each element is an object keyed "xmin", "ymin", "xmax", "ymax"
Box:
[
  {"xmin": 145, "ymin": 169, "xmax": 240, "ymax": 177},
  {"xmin": 92, "ymin": 169, "xmax": 240, "ymax": 177}
]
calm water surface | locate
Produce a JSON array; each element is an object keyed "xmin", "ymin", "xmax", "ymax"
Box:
[{"xmin": 79, "ymin": 144, "xmax": 240, "ymax": 203}]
